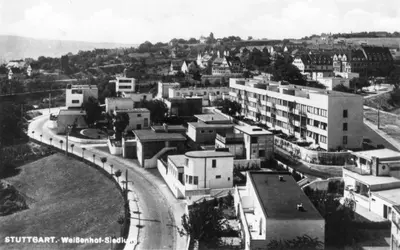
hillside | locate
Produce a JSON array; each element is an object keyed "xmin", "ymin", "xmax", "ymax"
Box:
[
  {"xmin": 0, "ymin": 153, "xmax": 124, "ymax": 250},
  {"xmin": 0, "ymin": 35, "xmax": 137, "ymax": 61}
]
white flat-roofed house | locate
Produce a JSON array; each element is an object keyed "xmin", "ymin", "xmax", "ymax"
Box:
[
  {"xmin": 116, "ymin": 77, "xmax": 136, "ymax": 93},
  {"xmin": 105, "ymin": 97, "xmax": 134, "ymax": 113},
  {"xmin": 158, "ymin": 149, "xmax": 234, "ymax": 199},
  {"xmin": 168, "ymin": 86, "xmax": 229, "ymax": 106},
  {"xmin": 157, "ymin": 82, "xmax": 180, "ymax": 99},
  {"xmin": 113, "ymin": 108, "xmax": 151, "ymax": 131},
  {"xmin": 234, "ymin": 171, "xmax": 325, "ymax": 250},
  {"xmin": 56, "ymin": 109, "xmax": 88, "ymax": 134},
  {"xmin": 343, "ymin": 148, "xmax": 400, "ymax": 221},
  {"xmin": 391, "ymin": 206, "xmax": 400, "ymax": 250},
  {"xmin": 65, "ymin": 84, "xmax": 98, "ymax": 108}
]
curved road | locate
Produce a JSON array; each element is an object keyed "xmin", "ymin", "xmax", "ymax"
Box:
[{"xmin": 28, "ymin": 109, "xmax": 181, "ymax": 250}]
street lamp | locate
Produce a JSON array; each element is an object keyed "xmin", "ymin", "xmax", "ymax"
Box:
[
  {"xmin": 110, "ymin": 164, "xmax": 114, "ymax": 174},
  {"xmin": 40, "ymin": 134, "xmax": 43, "ymax": 142},
  {"xmin": 65, "ymin": 124, "xmax": 73, "ymax": 156},
  {"xmin": 70, "ymin": 144, "xmax": 75, "ymax": 154},
  {"xmin": 31, "ymin": 131, "xmax": 35, "ymax": 138},
  {"xmin": 49, "ymin": 137, "xmax": 53, "ymax": 146},
  {"xmin": 82, "ymin": 147, "xmax": 86, "ymax": 158},
  {"xmin": 93, "ymin": 154, "xmax": 96, "ymax": 163}
]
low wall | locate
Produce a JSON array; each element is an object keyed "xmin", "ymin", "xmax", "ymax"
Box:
[
  {"xmin": 234, "ymin": 186, "xmax": 251, "ymax": 250},
  {"xmin": 186, "ymin": 188, "xmax": 211, "ymax": 198},
  {"xmin": 156, "ymin": 159, "xmax": 185, "ymax": 199},
  {"xmin": 108, "ymin": 139, "xmax": 123, "ymax": 155},
  {"xmin": 274, "ymin": 136, "xmax": 350, "ymax": 165},
  {"xmin": 233, "ymin": 159, "xmax": 261, "ymax": 170},
  {"xmin": 302, "ymin": 177, "xmax": 343, "ymax": 191},
  {"xmin": 144, "ymin": 147, "xmax": 177, "ymax": 169},
  {"xmin": 275, "ymin": 159, "xmax": 306, "ymax": 179}
]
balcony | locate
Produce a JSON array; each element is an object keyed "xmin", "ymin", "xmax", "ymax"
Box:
[
  {"xmin": 216, "ymin": 133, "xmax": 244, "ymax": 144},
  {"xmin": 343, "ymin": 164, "xmax": 371, "ymax": 175},
  {"xmin": 229, "ymin": 91, "xmax": 238, "ymax": 97},
  {"xmin": 248, "ymin": 97, "xmax": 257, "ymax": 103}
]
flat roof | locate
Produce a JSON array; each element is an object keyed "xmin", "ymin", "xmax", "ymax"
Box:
[
  {"xmin": 352, "ymin": 148, "xmax": 400, "ymax": 161},
  {"xmin": 345, "ymin": 171, "xmax": 400, "ymax": 186},
  {"xmin": 248, "ymin": 171, "xmax": 323, "ymax": 220},
  {"xmin": 373, "ymin": 188, "xmax": 400, "ymax": 205},
  {"xmin": 234, "ymin": 125, "xmax": 272, "ymax": 135},
  {"xmin": 151, "ymin": 125, "xmax": 186, "ymax": 131},
  {"xmin": 168, "ymin": 155, "xmax": 186, "ymax": 168},
  {"xmin": 393, "ymin": 205, "xmax": 400, "ymax": 214},
  {"xmin": 194, "ymin": 113, "xmax": 230, "ymax": 122},
  {"xmin": 133, "ymin": 130, "xmax": 186, "ymax": 142},
  {"xmin": 105, "ymin": 97, "xmax": 134, "ymax": 101},
  {"xmin": 188, "ymin": 122, "xmax": 234, "ymax": 129},
  {"xmin": 58, "ymin": 109, "xmax": 86, "ymax": 115},
  {"xmin": 70, "ymin": 85, "xmax": 98, "ymax": 89},
  {"xmin": 114, "ymin": 108, "xmax": 150, "ymax": 113},
  {"xmin": 185, "ymin": 150, "xmax": 234, "ymax": 158}
]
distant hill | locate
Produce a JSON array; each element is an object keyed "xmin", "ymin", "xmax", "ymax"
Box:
[{"xmin": 0, "ymin": 35, "xmax": 137, "ymax": 62}]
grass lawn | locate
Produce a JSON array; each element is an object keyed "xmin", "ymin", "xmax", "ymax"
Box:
[
  {"xmin": 0, "ymin": 153, "xmax": 124, "ymax": 250},
  {"xmin": 364, "ymin": 108, "xmax": 400, "ymax": 143}
]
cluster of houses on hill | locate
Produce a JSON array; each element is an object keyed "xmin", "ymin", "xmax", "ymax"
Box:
[{"xmin": 49, "ymin": 64, "xmax": 400, "ymax": 248}]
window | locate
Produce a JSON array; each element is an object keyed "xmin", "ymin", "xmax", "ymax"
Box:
[
  {"xmin": 144, "ymin": 118, "xmax": 149, "ymax": 128},
  {"xmin": 251, "ymin": 137, "xmax": 258, "ymax": 143},
  {"xmin": 209, "ymin": 130, "xmax": 213, "ymax": 133},
  {"xmin": 216, "ymin": 175, "xmax": 221, "ymax": 179},
  {"xmin": 136, "ymin": 124, "xmax": 142, "ymax": 129},
  {"xmin": 343, "ymin": 136, "xmax": 348, "ymax": 145},
  {"xmin": 216, "ymin": 91, "xmax": 220, "ymax": 95},
  {"xmin": 212, "ymin": 159, "xmax": 216, "ymax": 168},
  {"xmin": 228, "ymin": 177, "xmax": 231, "ymax": 181},
  {"xmin": 194, "ymin": 176, "xmax": 198, "ymax": 185},
  {"xmin": 320, "ymin": 135, "xmax": 327, "ymax": 143},
  {"xmin": 189, "ymin": 176, "xmax": 193, "ymax": 184},
  {"xmin": 72, "ymin": 100, "xmax": 80, "ymax": 104},
  {"xmin": 259, "ymin": 150, "xmax": 266, "ymax": 157},
  {"xmin": 200, "ymin": 130, "xmax": 205, "ymax": 133},
  {"xmin": 185, "ymin": 158, "xmax": 189, "ymax": 166},
  {"xmin": 186, "ymin": 175, "xmax": 188, "ymax": 183},
  {"xmin": 137, "ymin": 114, "xmax": 142, "ymax": 117},
  {"xmin": 343, "ymin": 123, "xmax": 348, "ymax": 131},
  {"xmin": 343, "ymin": 109, "xmax": 348, "ymax": 118}
]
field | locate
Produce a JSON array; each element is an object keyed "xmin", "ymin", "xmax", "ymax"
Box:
[
  {"xmin": 0, "ymin": 153, "xmax": 124, "ymax": 250},
  {"xmin": 364, "ymin": 107, "xmax": 400, "ymax": 144}
]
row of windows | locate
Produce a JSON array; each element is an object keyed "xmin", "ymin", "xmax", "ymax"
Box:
[
  {"xmin": 71, "ymin": 90, "xmax": 83, "ymax": 94},
  {"xmin": 71, "ymin": 100, "xmax": 80, "ymax": 104},
  {"xmin": 118, "ymin": 85, "xmax": 133, "ymax": 89},
  {"xmin": 176, "ymin": 91, "xmax": 221, "ymax": 96}
]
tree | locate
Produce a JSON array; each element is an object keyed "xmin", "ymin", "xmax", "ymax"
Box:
[
  {"xmin": 0, "ymin": 102, "xmax": 26, "ymax": 146},
  {"xmin": 212, "ymin": 99, "xmax": 242, "ymax": 116},
  {"xmin": 115, "ymin": 169, "xmax": 122, "ymax": 182},
  {"xmin": 180, "ymin": 199, "xmax": 227, "ymax": 246},
  {"xmin": 267, "ymin": 56, "xmax": 306, "ymax": 86},
  {"xmin": 332, "ymin": 84, "xmax": 352, "ymax": 93},
  {"xmin": 113, "ymin": 112, "xmax": 130, "ymax": 140},
  {"xmin": 349, "ymin": 77, "xmax": 369, "ymax": 92},
  {"xmin": 100, "ymin": 157, "xmax": 107, "ymax": 169},
  {"xmin": 141, "ymin": 99, "xmax": 168, "ymax": 124},
  {"xmin": 248, "ymin": 36, "xmax": 253, "ymax": 40},
  {"xmin": 266, "ymin": 235, "xmax": 324, "ymax": 250},
  {"xmin": 83, "ymin": 97, "xmax": 102, "ymax": 127}
]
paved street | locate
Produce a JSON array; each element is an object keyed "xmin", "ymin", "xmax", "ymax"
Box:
[{"xmin": 28, "ymin": 110, "xmax": 187, "ymax": 250}]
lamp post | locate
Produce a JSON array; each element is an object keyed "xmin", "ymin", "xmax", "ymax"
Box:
[
  {"xmin": 93, "ymin": 154, "xmax": 96, "ymax": 163},
  {"xmin": 65, "ymin": 124, "xmax": 73, "ymax": 156},
  {"xmin": 40, "ymin": 134, "xmax": 43, "ymax": 142},
  {"xmin": 82, "ymin": 147, "xmax": 86, "ymax": 158},
  {"xmin": 31, "ymin": 131, "xmax": 35, "ymax": 138},
  {"xmin": 110, "ymin": 164, "xmax": 114, "ymax": 175},
  {"xmin": 49, "ymin": 138, "xmax": 53, "ymax": 146}
]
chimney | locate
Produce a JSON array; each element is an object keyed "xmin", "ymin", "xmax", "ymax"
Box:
[
  {"xmin": 297, "ymin": 203, "xmax": 304, "ymax": 211},
  {"xmin": 279, "ymin": 175, "xmax": 284, "ymax": 181},
  {"xmin": 163, "ymin": 123, "xmax": 169, "ymax": 133}
]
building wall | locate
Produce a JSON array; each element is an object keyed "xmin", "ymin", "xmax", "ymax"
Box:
[
  {"xmin": 185, "ymin": 156, "xmax": 234, "ymax": 189},
  {"xmin": 370, "ymin": 193, "xmax": 394, "ymax": 220},
  {"xmin": 105, "ymin": 98, "xmax": 134, "ymax": 113},
  {"xmin": 327, "ymin": 95, "xmax": 363, "ymax": 150},
  {"xmin": 122, "ymin": 111, "xmax": 150, "ymax": 131},
  {"xmin": 317, "ymin": 78, "xmax": 350, "ymax": 90},
  {"xmin": 116, "ymin": 77, "xmax": 135, "ymax": 93},
  {"xmin": 215, "ymin": 140, "xmax": 245, "ymax": 159},
  {"xmin": 265, "ymin": 219, "xmax": 325, "ymax": 247},
  {"xmin": 158, "ymin": 82, "xmax": 180, "ymax": 98},
  {"xmin": 122, "ymin": 93, "xmax": 153, "ymax": 107},
  {"xmin": 242, "ymin": 134, "xmax": 274, "ymax": 161},
  {"xmin": 188, "ymin": 125, "xmax": 234, "ymax": 145},
  {"xmin": 66, "ymin": 89, "xmax": 84, "ymax": 108},
  {"xmin": 391, "ymin": 211, "xmax": 400, "ymax": 250}
]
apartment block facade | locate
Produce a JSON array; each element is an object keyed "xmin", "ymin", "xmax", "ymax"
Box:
[
  {"xmin": 229, "ymin": 78, "xmax": 364, "ymax": 151},
  {"xmin": 65, "ymin": 84, "xmax": 98, "ymax": 108}
]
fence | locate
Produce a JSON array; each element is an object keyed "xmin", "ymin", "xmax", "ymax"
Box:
[
  {"xmin": 28, "ymin": 137, "xmax": 130, "ymax": 250},
  {"xmin": 274, "ymin": 136, "xmax": 350, "ymax": 165}
]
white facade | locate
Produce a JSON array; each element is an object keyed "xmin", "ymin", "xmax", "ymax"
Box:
[
  {"xmin": 317, "ymin": 77, "xmax": 350, "ymax": 90},
  {"xmin": 391, "ymin": 207, "xmax": 400, "ymax": 250},
  {"xmin": 160, "ymin": 150, "xmax": 234, "ymax": 199},
  {"xmin": 113, "ymin": 108, "xmax": 151, "ymax": 132},
  {"xmin": 105, "ymin": 97, "xmax": 134, "ymax": 113},
  {"xmin": 116, "ymin": 77, "xmax": 136, "ymax": 93},
  {"xmin": 292, "ymin": 57, "xmax": 305, "ymax": 72},
  {"xmin": 168, "ymin": 86, "xmax": 229, "ymax": 106},
  {"xmin": 334, "ymin": 72, "xmax": 360, "ymax": 80},
  {"xmin": 66, "ymin": 85, "xmax": 98, "ymax": 108},
  {"xmin": 157, "ymin": 82, "xmax": 180, "ymax": 99},
  {"xmin": 27, "ymin": 65, "xmax": 32, "ymax": 76},
  {"xmin": 121, "ymin": 92, "xmax": 153, "ymax": 107},
  {"xmin": 343, "ymin": 149, "xmax": 400, "ymax": 221},
  {"xmin": 229, "ymin": 78, "xmax": 364, "ymax": 151}
]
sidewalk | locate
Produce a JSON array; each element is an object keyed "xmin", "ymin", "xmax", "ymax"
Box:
[{"xmin": 364, "ymin": 119, "xmax": 400, "ymax": 151}]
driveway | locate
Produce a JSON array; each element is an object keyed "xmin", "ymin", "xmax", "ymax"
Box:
[{"xmin": 28, "ymin": 110, "xmax": 187, "ymax": 250}]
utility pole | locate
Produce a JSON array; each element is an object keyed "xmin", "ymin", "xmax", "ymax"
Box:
[{"xmin": 125, "ymin": 169, "xmax": 128, "ymax": 193}]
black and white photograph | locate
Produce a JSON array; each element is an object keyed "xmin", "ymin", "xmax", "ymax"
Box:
[{"xmin": 1, "ymin": 0, "xmax": 400, "ymax": 249}]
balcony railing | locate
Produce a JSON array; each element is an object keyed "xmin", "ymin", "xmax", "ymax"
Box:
[
  {"xmin": 343, "ymin": 164, "xmax": 371, "ymax": 175},
  {"xmin": 216, "ymin": 133, "xmax": 244, "ymax": 144}
]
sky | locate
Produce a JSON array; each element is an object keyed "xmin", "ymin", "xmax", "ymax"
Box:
[{"xmin": 0, "ymin": 0, "xmax": 400, "ymax": 45}]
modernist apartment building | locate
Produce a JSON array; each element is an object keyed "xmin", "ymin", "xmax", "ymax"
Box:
[
  {"xmin": 168, "ymin": 86, "xmax": 229, "ymax": 106},
  {"xmin": 229, "ymin": 78, "xmax": 364, "ymax": 151},
  {"xmin": 113, "ymin": 108, "xmax": 150, "ymax": 131},
  {"xmin": 343, "ymin": 149, "xmax": 400, "ymax": 221},
  {"xmin": 160, "ymin": 149, "xmax": 234, "ymax": 199},
  {"xmin": 235, "ymin": 171, "xmax": 325, "ymax": 250},
  {"xmin": 65, "ymin": 84, "xmax": 98, "ymax": 108}
]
